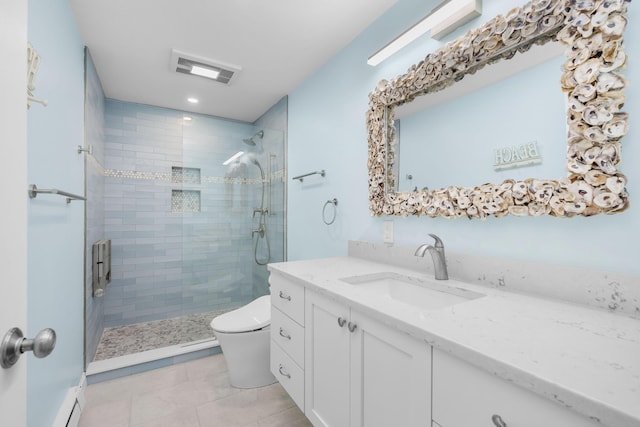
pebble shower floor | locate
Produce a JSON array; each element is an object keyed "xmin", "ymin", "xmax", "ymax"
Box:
[{"xmin": 94, "ymin": 308, "xmax": 232, "ymax": 360}]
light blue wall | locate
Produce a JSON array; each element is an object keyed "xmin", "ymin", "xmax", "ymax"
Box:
[
  {"xmin": 27, "ymin": 1, "xmax": 85, "ymax": 426},
  {"xmin": 288, "ymin": 0, "xmax": 640, "ymax": 276}
]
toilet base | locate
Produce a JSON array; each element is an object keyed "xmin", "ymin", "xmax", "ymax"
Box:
[{"xmin": 215, "ymin": 326, "xmax": 276, "ymax": 389}]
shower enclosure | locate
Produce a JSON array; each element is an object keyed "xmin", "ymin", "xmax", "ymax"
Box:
[{"xmin": 84, "ymin": 73, "xmax": 287, "ymax": 365}]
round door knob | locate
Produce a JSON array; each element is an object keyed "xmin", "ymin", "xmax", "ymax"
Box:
[
  {"xmin": 1, "ymin": 327, "xmax": 57, "ymax": 369},
  {"xmin": 23, "ymin": 328, "xmax": 56, "ymax": 358}
]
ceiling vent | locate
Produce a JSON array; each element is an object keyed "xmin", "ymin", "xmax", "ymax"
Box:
[{"xmin": 170, "ymin": 49, "xmax": 241, "ymax": 85}]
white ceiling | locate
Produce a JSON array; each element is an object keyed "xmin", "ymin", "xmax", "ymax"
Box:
[{"xmin": 69, "ymin": 0, "xmax": 398, "ymax": 123}]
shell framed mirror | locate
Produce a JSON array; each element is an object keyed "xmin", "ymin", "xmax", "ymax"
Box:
[{"xmin": 367, "ymin": 0, "xmax": 630, "ymax": 218}]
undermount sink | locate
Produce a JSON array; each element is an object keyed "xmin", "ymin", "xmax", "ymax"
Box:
[{"xmin": 340, "ymin": 272, "xmax": 484, "ymax": 310}]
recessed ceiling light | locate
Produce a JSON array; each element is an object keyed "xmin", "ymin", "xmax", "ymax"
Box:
[
  {"xmin": 183, "ymin": 116, "xmax": 193, "ymax": 121},
  {"xmin": 187, "ymin": 97, "xmax": 199, "ymax": 104}
]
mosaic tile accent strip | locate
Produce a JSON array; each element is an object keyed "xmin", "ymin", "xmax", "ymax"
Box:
[
  {"xmin": 171, "ymin": 189, "xmax": 200, "ymax": 213},
  {"xmin": 104, "ymin": 168, "xmax": 286, "ymax": 184},
  {"xmin": 93, "ymin": 309, "xmax": 234, "ymax": 361},
  {"xmin": 104, "ymin": 168, "xmax": 272, "ymax": 185},
  {"xmin": 104, "ymin": 169, "xmax": 172, "ymax": 181},
  {"xmin": 172, "ymin": 166, "xmax": 201, "ymax": 184}
]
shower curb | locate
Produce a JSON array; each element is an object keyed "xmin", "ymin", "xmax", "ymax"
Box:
[{"xmin": 86, "ymin": 339, "xmax": 221, "ymax": 384}]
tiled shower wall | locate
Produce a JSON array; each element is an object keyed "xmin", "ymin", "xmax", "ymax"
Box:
[
  {"xmin": 84, "ymin": 49, "xmax": 106, "ymax": 363},
  {"xmin": 252, "ymin": 97, "xmax": 288, "ymax": 296},
  {"xmin": 102, "ymin": 99, "xmax": 286, "ymax": 328}
]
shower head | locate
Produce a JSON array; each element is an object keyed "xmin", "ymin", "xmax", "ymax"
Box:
[{"xmin": 242, "ymin": 130, "xmax": 264, "ymax": 146}]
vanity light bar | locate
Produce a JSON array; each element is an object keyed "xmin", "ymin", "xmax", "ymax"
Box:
[{"xmin": 367, "ymin": 0, "xmax": 482, "ymax": 67}]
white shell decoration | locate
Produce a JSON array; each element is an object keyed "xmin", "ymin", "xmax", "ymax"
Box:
[{"xmin": 367, "ymin": 0, "xmax": 630, "ymax": 219}]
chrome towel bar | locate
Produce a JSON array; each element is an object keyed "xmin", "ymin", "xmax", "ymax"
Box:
[
  {"xmin": 28, "ymin": 184, "xmax": 86, "ymax": 203},
  {"xmin": 292, "ymin": 170, "xmax": 325, "ymax": 182}
]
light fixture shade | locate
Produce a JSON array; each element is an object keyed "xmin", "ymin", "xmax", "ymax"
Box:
[
  {"xmin": 367, "ymin": 0, "xmax": 482, "ymax": 66},
  {"xmin": 431, "ymin": 0, "xmax": 482, "ymax": 40}
]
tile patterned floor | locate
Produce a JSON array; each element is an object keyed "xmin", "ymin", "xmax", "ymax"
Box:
[
  {"xmin": 79, "ymin": 353, "xmax": 312, "ymax": 427},
  {"xmin": 95, "ymin": 309, "xmax": 235, "ymax": 361}
]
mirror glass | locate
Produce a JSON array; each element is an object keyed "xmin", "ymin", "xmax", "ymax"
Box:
[{"xmin": 394, "ymin": 43, "xmax": 566, "ymax": 192}]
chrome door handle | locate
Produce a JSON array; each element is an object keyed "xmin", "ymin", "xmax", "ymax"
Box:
[
  {"xmin": 492, "ymin": 415, "xmax": 507, "ymax": 427},
  {"xmin": 278, "ymin": 364, "xmax": 291, "ymax": 379},
  {"xmin": 337, "ymin": 317, "xmax": 347, "ymax": 327},
  {"xmin": 279, "ymin": 327, "xmax": 291, "ymax": 340},
  {"xmin": 1, "ymin": 327, "xmax": 56, "ymax": 369},
  {"xmin": 278, "ymin": 291, "xmax": 291, "ymax": 301},
  {"xmin": 347, "ymin": 322, "xmax": 357, "ymax": 333}
]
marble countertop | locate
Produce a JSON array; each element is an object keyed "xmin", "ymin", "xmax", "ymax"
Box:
[{"xmin": 268, "ymin": 256, "xmax": 640, "ymax": 427}]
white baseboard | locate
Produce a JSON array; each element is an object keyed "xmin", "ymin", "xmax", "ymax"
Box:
[{"xmin": 53, "ymin": 373, "xmax": 86, "ymax": 427}]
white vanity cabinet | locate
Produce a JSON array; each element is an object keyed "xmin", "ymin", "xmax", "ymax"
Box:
[
  {"xmin": 269, "ymin": 274, "xmax": 305, "ymax": 411},
  {"xmin": 431, "ymin": 349, "xmax": 602, "ymax": 427},
  {"xmin": 305, "ymin": 290, "xmax": 432, "ymax": 427}
]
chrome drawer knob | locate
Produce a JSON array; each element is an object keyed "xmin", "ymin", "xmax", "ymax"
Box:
[
  {"xmin": 347, "ymin": 322, "xmax": 357, "ymax": 333},
  {"xmin": 492, "ymin": 415, "xmax": 507, "ymax": 427},
  {"xmin": 279, "ymin": 327, "xmax": 291, "ymax": 340},
  {"xmin": 278, "ymin": 291, "xmax": 291, "ymax": 301},
  {"xmin": 278, "ymin": 364, "xmax": 291, "ymax": 379}
]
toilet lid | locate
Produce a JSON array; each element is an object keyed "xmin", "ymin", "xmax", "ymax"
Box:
[{"xmin": 210, "ymin": 295, "xmax": 271, "ymax": 333}]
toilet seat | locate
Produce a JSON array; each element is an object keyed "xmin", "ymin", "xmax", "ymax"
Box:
[{"xmin": 210, "ymin": 295, "xmax": 271, "ymax": 333}]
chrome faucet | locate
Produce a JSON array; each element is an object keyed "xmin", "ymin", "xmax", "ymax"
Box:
[{"xmin": 414, "ymin": 234, "xmax": 448, "ymax": 280}]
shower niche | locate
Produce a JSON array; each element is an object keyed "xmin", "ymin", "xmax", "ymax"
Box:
[{"xmin": 171, "ymin": 167, "xmax": 202, "ymax": 213}]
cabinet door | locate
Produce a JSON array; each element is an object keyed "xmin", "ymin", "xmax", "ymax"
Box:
[
  {"xmin": 305, "ymin": 291, "xmax": 351, "ymax": 427},
  {"xmin": 350, "ymin": 311, "xmax": 432, "ymax": 427}
]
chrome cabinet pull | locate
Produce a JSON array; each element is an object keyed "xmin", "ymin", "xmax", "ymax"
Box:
[
  {"xmin": 279, "ymin": 327, "xmax": 291, "ymax": 340},
  {"xmin": 337, "ymin": 317, "xmax": 347, "ymax": 327},
  {"xmin": 278, "ymin": 291, "xmax": 291, "ymax": 301},
  {"xmin": 1, "ymin": 327, "xmax": 56, "ymax": 369},
  {"xmin": 278, "ymin": 364, "xmax": 291, "ymax": 379},
  {"xmin": 492, "ymin": 415, "xmax": 507, "ymax": 427},
  {"xmin": 347, "ymin": 322, "xmax": 357, "ymax": 333}
]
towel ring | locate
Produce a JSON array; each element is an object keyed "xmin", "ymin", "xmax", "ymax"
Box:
[{"xmin": 323, "ymin": 198, "xmax": 338, "ymax": 225}]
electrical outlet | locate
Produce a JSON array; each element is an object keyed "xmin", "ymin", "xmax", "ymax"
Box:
[{"xmin": 383, "ymin": 220, "xmax": 394, "ymax": 244}]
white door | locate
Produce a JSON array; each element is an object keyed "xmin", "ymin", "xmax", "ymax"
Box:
[{"xmin": 0, "ymin": 2, "xmax": 29, "ymax": 426}]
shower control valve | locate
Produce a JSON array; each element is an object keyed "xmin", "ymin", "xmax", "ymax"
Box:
[
  {"xmin": 253, "ymin": 208, "xmax": 269, "ymax": 217},
  {"xmin": 251, "ymin": 225, "xmax": 265, "ymax": 238}
]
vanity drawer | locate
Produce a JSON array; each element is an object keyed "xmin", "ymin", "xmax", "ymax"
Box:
[
  {"xmin": 271, "ymin": 306, "xmax": 304, "ymax": 368},
  {"xmin": 269, "ymin": 273, "xmax": 305, "ymax": 325},
  {"xmin": 432, "ymin": 349, "xmax": 600, "ymax": 427},
  {"xmin": 271, "ymin": 339, "xmax": 304, "ymax": 411}
]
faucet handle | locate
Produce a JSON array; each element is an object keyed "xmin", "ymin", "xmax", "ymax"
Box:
[{"xmin": 428, "ymin": 233, "xmax": 444, "ymax": 248}]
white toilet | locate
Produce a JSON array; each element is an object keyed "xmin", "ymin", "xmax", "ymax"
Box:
[{"xmin": 210, "ymin": 295, "xmax": 276, "ymax": 388}]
